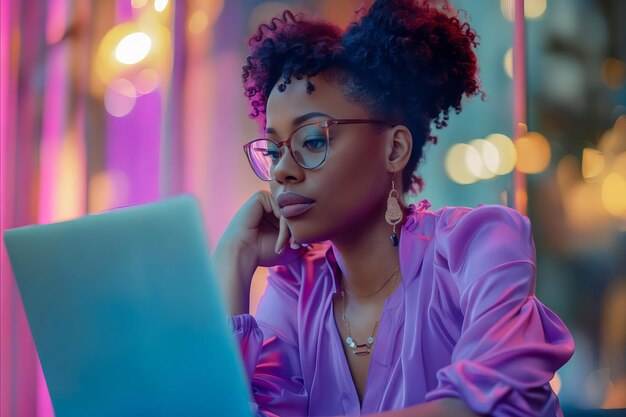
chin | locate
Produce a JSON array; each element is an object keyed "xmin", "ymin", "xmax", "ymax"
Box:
[{"xmin": 287, "ymin": 220, "xmax": 332, "ymax": 245}]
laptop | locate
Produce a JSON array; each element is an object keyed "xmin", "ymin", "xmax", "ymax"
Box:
[{"xmin": 3, "ymin": 194, "xmax": 253, "ymax": 417}]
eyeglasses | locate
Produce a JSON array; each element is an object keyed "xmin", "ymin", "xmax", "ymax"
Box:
[{"xmin": 243, "ymin": 119, "xmax": 397, "ymax": 181}]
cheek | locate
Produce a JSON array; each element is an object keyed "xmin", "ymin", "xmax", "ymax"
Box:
[
  {"xmin": 290, "ymin": 141, "xmax": 387, "ymax": 238},
  {"xmin": 326, "ymin": 138, "xmax": 387, "ymax": 192}
]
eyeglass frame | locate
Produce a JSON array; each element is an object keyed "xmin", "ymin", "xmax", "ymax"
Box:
[{"xmin": 242, "ymin": 119, "xmax": 398, "ymax": 181}]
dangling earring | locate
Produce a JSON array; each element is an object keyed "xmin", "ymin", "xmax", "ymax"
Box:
[{"xmin": 385, "ymin": 172, "xmax": 403, "ymax": 247}]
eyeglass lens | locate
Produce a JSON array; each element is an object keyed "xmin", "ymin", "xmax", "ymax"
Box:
[{"xmin": 247, "ymin": 124, "xmax": 329, "ymax": 180}]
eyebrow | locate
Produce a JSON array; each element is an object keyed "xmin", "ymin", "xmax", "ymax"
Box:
[{"xmin": 265, "ymin": 112, "xmax": 333, "ymax": 134}]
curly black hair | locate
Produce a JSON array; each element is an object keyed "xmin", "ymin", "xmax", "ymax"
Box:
[{"xmin": 242, "ymin": 0, "xmax": 482, "ymax": 194}]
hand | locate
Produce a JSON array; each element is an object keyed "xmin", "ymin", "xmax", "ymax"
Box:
[
  {"xmin": 219, "ymin": 190, "xmax": 304, "ymax": 270},
  {"xmin": 213, "ymin": 190, "xmax": 306, "ymax": 315}
]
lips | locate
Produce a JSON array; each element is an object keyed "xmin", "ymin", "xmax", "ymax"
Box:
[{"xmin": 277, "ymin": 192, "xmax": 316, "ymax": 218}]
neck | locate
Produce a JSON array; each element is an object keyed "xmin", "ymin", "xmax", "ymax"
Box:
[{"xmin": 330, "ymin": 203, "xmax": 405, "ymax": 298}]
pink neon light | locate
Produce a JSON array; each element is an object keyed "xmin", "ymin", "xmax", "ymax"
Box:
[
  {"xmin": 39, "ymin": 43, "xmax": 68, "ymax": 225},
  {"xmin": 0, "ymin": 1, "xmax": 15, "ymax": 416}
]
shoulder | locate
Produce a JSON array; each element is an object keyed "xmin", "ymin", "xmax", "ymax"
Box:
[
  {"xmin": 434, "ymin": 203, "xmax": 534, "ymax": 262},
  {"xmin": 403, "ymin": 200, "xmax": 536, "ymax": 288},
  {"xmin": 437, "ymin": 203, "xmax": 531, "ymax": 235},
  {"xmin": 402, "ymin": 199, "xmax": 531, "ymax": 243},
  {"xmin": 436, "ymin": 204, "xmax": 536, "ymax": 293}
]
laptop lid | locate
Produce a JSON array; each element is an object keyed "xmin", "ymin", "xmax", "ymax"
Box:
[{"xmin": 3, "ymin": 194, "xmax": 252, "ymax": 417}]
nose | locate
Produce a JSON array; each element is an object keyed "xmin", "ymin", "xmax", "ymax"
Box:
[{"xmin": 272, "ymin": 145, "xmax": 304, "ymax": 183}]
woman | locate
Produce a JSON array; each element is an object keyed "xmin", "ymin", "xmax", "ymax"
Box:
[{"xmin": 212, "ymin": 1, "xmax": 574, "ymax": 416}]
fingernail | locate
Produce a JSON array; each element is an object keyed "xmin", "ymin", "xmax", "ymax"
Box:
[{"xmin": 275, "ymin": 246, "xmax": 284, "ymax": 254}]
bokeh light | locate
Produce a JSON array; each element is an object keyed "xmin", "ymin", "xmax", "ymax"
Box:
[
  {"xmin": 205, "ymin": 0, "xmax": 225, "ymax": 27},
  {"xmin": 524, "ymin": 0, "xmax": 547, "ymax": 19},
  {"xmin": 515, "ymin": 131, "xmax": 551, "ymax": 174},
  {"xmin": 612, "ymin": 152, "xmax": 626, "ymax": 177},
  {"xmin": 131, "ymin": 0, "xmax": 149, "ymax": 8},
  {"xmin": 104, "ymin": 78, "xmax": 137, "ymax": 117},
  {"xmin": 464, "ymin": 142, "xmax": 484, "ymax": 179},
  {"xmin": 94, "ymin": 22, "xmax": 171, "ymax": 98},
  {"xmin": 188, "ymin": 1, "xmax": 224, "ymax": 34},
  {"xmin": 500, "ymin": 0, "xmax": 547, "ymax": 21},
  {"xmin": 469, "ymin": 139, "xmax": 499, "ymax": 179},
  {"xmin": 445, "ymin": 135, "xmax": 520, "ymax": 184},
  {"xmin": 601, "ymin": 58, "xmax": 626, "ymax": 90},
  {"xmin": 556, "ymin": 155, "xmax": 581, "ymax": 192},
  {"xmin": 445, "ymin": 144, "xmax": 479, "ymax": 185},
  {"xmin": 602, "ymin": 172, "xmax": 626, "ymax": 216},
  {"xmin": 486, "ymin": 133, "xmax": 517, "ymax": 175},
  {"xmin": 189, "ymin": 11, "xmax": 209, "ymax": 34},
  {"xmin": 565, "ymin": 183, "xmax": 607, "ymax": 231},
  {"xmin": 598, "ymin": 128, "xmax": 624, "ymax": 156},
  {"xmin": 115, "ymin": 32, "xmax": 152, "ymax": 65},
  {"xmin": 95, "ymin": 23, "xmax": 140, "ymax": 93},
  {"xmin": 134, "ymin": 68, "xmax": 159, "ymax": 94},
  {"xmin": 154, "ymin": 0, "xmax": 168, "ymax": 13},
  {"xmin": 582, "ymin": 148, "xmax": 605, "ymax": 180},
  {"xmin": 504, "ymin": 47, "xmax": 513, "ymax": 79}
]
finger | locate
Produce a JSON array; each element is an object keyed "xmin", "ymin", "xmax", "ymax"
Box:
[
  {"xmin": 258, "ymin": 192, "xmax": 280, "ymax": 228},
  {"xmin": 266, "ymin": 192, "xmax": 281, "ymax": 220},
  {"xmin": 275, "ymin": 215, "xmax": 291, "ymax": 254}
]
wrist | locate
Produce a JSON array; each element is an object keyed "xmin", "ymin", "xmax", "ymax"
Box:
[
  {"xmin": 213, "ymin": 239, "xmax": 257, "ymax": 281},
  {"xmin": 212, "ymin": 238, "xmax": 257, "ymax": 316}
]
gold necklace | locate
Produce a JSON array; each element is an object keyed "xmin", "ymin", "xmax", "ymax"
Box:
[{"xmin": 341, "ymin": 268, "xmax": 400, "ymax": 356}]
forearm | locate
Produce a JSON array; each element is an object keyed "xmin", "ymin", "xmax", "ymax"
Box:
[
  {"xmin": 211, "ymin": 240, "xmax": 256, "ymax": 316},
  {"xmin": 362, "ymin": 398, "xmax": 481, "ymax": 417}
]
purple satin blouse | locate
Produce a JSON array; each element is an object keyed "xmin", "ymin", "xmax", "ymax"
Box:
[{"xmin": 231, "ymin": 200, "xmax": 575, "ymax": 417}]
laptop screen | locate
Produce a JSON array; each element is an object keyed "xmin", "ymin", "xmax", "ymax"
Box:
[{"xmin": 4, "ymin": 195, "xmax": 253, "ymax": 417}]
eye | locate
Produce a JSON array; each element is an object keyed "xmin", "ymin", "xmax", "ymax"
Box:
[
  {"xmin": 256, "ymin": 146, "xmax": 280, "ymax": 163},
  {"xmin": 262, "ymin": 149, "xmax": 280, "ymax": 162},
  {"xmin": 302, "ymin": 136, "xmax": 327, "ymax": 151}
]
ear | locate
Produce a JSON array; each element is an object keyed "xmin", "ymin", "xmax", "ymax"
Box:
[{"xmin": 385, "ymin": 125, "xmax": 412, "ymax": 172}]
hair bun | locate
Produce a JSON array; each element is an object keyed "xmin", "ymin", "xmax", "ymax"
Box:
[{"xmin": 341, "ymin": 0, "xmax": 481, "ymax": 128}]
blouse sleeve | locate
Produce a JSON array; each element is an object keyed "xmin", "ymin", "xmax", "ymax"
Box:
[
  {"xmin": 230, "ymin": 263, "xmax": 307, "ymax": 417},
  {"xmin": 425, "ymin": 204, "xmax": 575, "ymax": 416}
]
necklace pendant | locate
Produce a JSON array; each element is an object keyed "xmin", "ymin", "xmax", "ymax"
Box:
[
  {"xmin": 345, "ymin": 336, "xmax": 356, "ymax": 349},
  {"xmin": 353, "ymin": 343, "xmax": 371, "ymax": 356}
]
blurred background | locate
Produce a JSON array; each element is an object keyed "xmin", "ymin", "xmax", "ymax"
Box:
[{"xmin": 1, "ymin": 0, "xmax": 625, "ymax": 416}]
